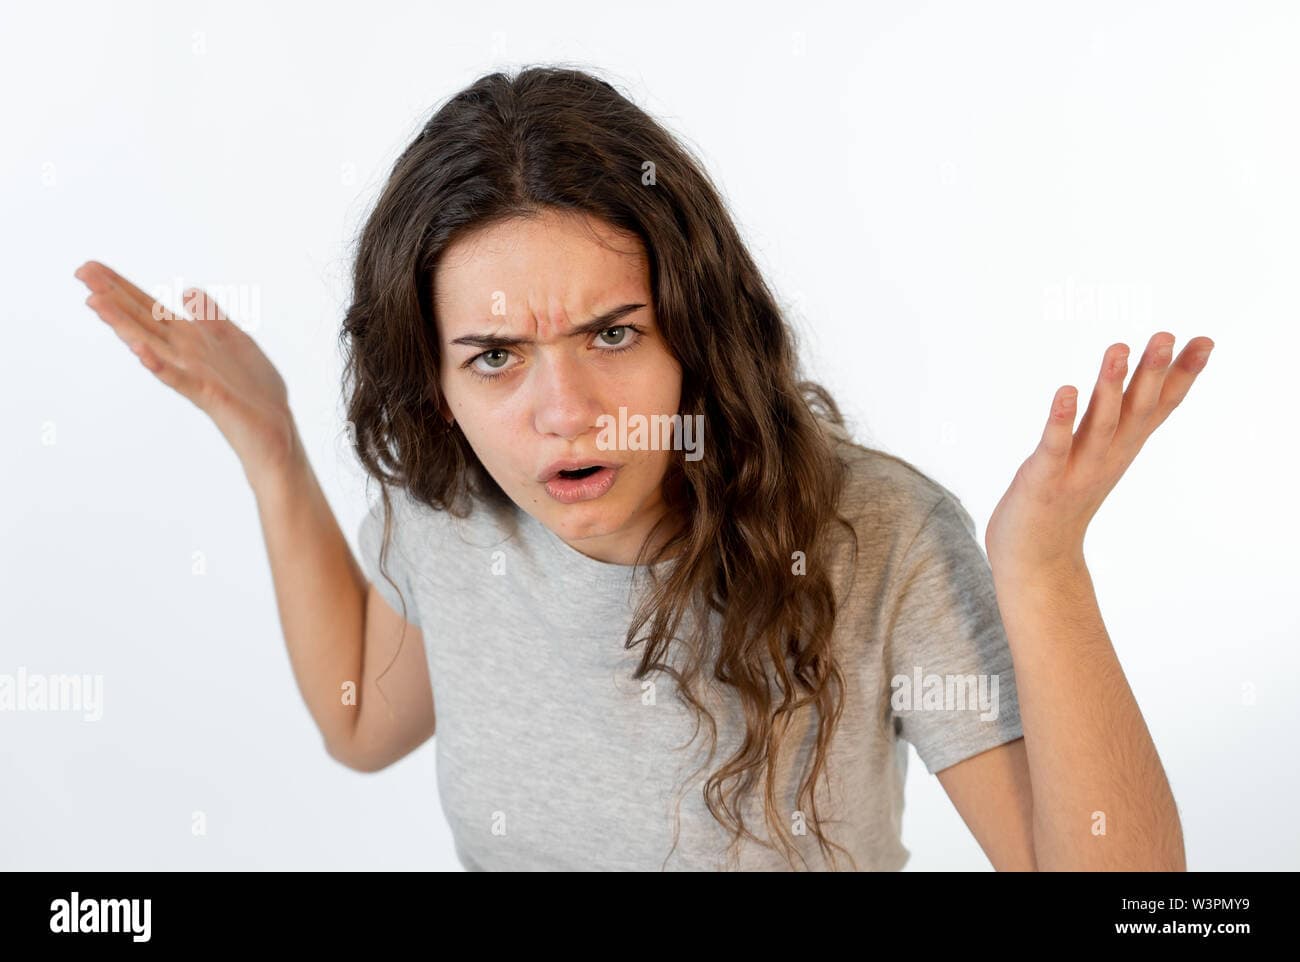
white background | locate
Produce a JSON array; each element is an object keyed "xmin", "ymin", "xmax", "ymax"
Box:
[{"xmin": 2, "ymin": 0, "xmax": 1295, "ymax": 871}]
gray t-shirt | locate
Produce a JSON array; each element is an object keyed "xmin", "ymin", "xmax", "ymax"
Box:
[{"xmin": 355, "ymin": 421, "xmax": 1023, "ymax": 870}]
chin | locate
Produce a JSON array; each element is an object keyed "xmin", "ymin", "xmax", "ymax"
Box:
[
  {"xmin": 542, "ymin": 503, "xmax": 626, "ymax": 541},
  {"xmin": 543, "ymin": 506, "xmax": 613, "ymax": 538}
]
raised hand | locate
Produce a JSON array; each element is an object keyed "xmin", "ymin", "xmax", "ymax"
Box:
[
  {"xmin": 985, "ymin": 331, "xmax": 1216, "ymax": 573},
  {"xmin": 76, "ymin": 260, "xmax": 300, "ymax": 489}
]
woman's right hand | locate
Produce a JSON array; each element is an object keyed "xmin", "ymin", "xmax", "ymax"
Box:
[{"xmin": 76, "ymin": 260, "xmax": 301, "ymax": 489}]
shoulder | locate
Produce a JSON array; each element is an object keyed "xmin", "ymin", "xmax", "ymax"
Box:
[
  {"xmin": 362, "ymin": 481, "xmax": 522, "ymax": 556},
  {"xmin": 816, "ymin": 417, "xmax": 973, "ymax": 555},
  {"xmin": 356, "ymin": 483, "xmax": 526, "ymax": 607}
]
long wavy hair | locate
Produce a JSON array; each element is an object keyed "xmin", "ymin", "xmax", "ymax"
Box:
[{"xmin": 341, "ymin": 64, "xmax": 861, "ymax": 871}]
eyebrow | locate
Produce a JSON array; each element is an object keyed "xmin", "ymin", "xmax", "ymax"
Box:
[{"xmin": 448, "ymin": 303, "xmax": 648, "ymax": 350}]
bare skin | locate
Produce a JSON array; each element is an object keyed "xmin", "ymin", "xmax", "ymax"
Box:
[
  {"xmin": 74, "ymin": 262, "xmax": 297, "ymax": 490},
  {"xmin": 75, "ymin": 261, "xmax": 433, "ymax": 773},
  {"xmin": 939, "ymin": 332, "xmax": 1214, "ymax": 871},
  {"xmin": 433, "ymin": 209, "xmax": 686, "ymax": 565}
]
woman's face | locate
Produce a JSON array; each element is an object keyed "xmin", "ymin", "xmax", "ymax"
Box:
[{"xmin": 434, "ymin": 209, "xmax": 683, "ymax": 565}]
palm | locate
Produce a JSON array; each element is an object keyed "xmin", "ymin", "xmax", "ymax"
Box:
[
  {"xmin": 985, "ymin": 331, "xmax": 1216, "ymax": 572},
  {"xmin": 76, "ymin": 261, "xmax": 298, "ymax": 483},
  {"xmin": 186, "ymin": 314, "xmax": 293, "ymax": 471}
]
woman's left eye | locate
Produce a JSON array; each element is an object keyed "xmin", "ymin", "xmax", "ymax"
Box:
[{"xmin": 595, "ymin": 325, "xmax": 636, "ymax": 349}]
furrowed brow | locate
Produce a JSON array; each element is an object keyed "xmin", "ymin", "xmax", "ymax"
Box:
[{"xmin": 449, "ymin": 303, "xmax": 647, "ymax": 350}]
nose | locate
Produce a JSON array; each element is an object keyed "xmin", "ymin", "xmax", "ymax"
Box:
[{"xmin": 530, "ymin": 351, "xmax": 604, "ymax": 440}]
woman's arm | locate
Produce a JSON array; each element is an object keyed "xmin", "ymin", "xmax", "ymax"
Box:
[
  {"xmin": 971, "ymin": 330, "xmax": 1214, "ymax": 871},
  {"xmin": 988, "ymin": 558, "xmax": 1185, "ymax": 870},
  {"xmin": 76, "ymin": 260, "xmax": 427, "ymax": 766},
  {"xmin": 252, "ymin": 439, "xmax": 374, "ymax": 758}
]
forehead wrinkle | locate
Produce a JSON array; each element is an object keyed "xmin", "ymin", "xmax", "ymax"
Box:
[
  {"xmin": 434, "ymin": 212, "xmax": 649, "ymax": 347},
  {"xmin": 528, "ymin": 290, "xmax": 572, "ymax": 341}
]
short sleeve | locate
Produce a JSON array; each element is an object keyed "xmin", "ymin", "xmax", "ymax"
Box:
[
  {"xmin": 356, "ymin": 492, "xmax": 422, "ymax": 628},
  {"xmin": 884, "ymin": 492, "xmax": 1023, "ymax": 775}
]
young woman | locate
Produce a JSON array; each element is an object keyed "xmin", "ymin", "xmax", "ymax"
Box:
[{"xmin": 76, "ymin": 66, "xmax": 1211, "ymax": 872}]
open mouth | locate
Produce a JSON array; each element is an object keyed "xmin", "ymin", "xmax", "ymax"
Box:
[
  {"xmin": 543, "ymin": 463, "xmax": 620, "ymax": 503},
  {"xmin": 555, "ymin": 465, "xmax": 603, "ymax": 480}
]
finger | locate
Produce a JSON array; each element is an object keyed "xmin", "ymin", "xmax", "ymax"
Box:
[
  {"xmin": 87, "ymin": 290, "xmax": 179, "ymax": 363},
  {"xmin": 1111, "ymin": 331, "xmax": 1176, "ymax": 452},
  {"xmin": 75, "ymin": 261, "xmax": 180, "ymax": 348},
  {"xmin": 81, "ymin": 261, "xmax": 167, "ymax": 316},
  {"xmin": 76, "ymin": 261, "xmax": 179, "ymax": 340},
  {"xmin": 131, "ymin": 340, "xmax": 206, "ymax": 405},
  {"xmin": 1070, "ymin": 343, "xmax": 1129, "ymax": 468},
  {"xmin": 1030, "ymin": 385, "xmax": 1079, "ymax": 481},
  {"xmin": 1148, "ymin": 337, "xmax": 1215, "ymax": 432}
]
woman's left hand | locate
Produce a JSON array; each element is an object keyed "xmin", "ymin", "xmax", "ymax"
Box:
[{"xmin": 985, "ymin": 331, "xmax": 1216, "ymax": 574}]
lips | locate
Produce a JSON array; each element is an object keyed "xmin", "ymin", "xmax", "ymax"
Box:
[
  {"xmin": 537, "ymin": 458, "xmax": 622, "ymax": 483},
  {"xmin": 542, "ymin": 464, "xmax": 620, "ymax": 504}
]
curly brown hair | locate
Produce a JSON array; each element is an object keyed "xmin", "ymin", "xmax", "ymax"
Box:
[{"xmin": 340, "ymin": 64, "xmax": 861, "ymax": 871}]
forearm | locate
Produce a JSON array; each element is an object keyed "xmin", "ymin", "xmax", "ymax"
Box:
[
  {"xmin": 990, "ymin": 559, "xmax": 1186, "ymax": 871},
  {"xmin": 250, "ymin": 423, "xmax": 368, "ymax": 755}
]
